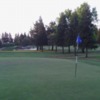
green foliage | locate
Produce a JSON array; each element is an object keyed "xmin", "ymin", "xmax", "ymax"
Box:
[
  {"xmin": 70, "ymin": 11, "xmax": 79, "ymax": 46},
  {"xmin": 76, "ymin": 3, "xmax": 98, "ymax": 57},
  {"xmin": 97, "ymin": 29, "xmax": 100, "ymax": 43},
  {"xmin": 32, "ymin": 17, "xmax": 48, "ymax": 50},
  {"xmin": 46, "ymin": 22, "xmax": 57, "ymax": 51},
  {"xmin": 1, "ymin": 32, "xmax": 13, "ymax": 44},
  {"xmin": 56, "ymin": 11, "xmax": 70, "ymax": 47},
  {"xmin": 0, "ymin": 40, "xmax": 2, "ymax": 48},
  {"xmin": 14, "ymin": 33, "xmax": 33, "ymax": 46}
]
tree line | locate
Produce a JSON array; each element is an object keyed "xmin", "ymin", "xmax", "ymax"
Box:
[{"xmin": 0, "ymin": 3, "xmax": 100, "ymax": 57}]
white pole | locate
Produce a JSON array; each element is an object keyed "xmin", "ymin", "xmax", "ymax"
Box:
[{"xmin": 75, "ymin": 43, "xmax": 78, "ymax": 78}]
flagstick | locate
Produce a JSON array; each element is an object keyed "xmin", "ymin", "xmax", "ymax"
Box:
[{"xmin": 75, "ymin": 43, "xmax": 78, "ymax": 78}]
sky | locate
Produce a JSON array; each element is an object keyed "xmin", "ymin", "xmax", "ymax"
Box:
[{"xmin": 0, "ymin": 0, "xmax": 100, "ymax": 36}]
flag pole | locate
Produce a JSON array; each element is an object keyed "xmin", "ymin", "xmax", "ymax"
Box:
[
  {"xmin": 75, "ymin": 34, "xmax": 82, "ymax": 78},
  {"xmin": 75, "ymin": 43, "xmax": 78, "ymax": 78}
]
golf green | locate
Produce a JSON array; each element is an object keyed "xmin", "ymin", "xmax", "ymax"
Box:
[{"xmin": 0, "ymin": 57, "xmax": 100, "ymax": 100}]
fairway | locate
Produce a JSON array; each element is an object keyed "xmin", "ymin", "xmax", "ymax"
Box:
[{"xmin": 0, "ymin": 57, "xmax": 100, "ymax": 100}]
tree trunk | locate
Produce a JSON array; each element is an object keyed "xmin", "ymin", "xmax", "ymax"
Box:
[
  {"xmin": 48, "ymin": 45, "xmax": 50, "ymax": 50},
  {"xmin": 40, "ymin": 46, "xmax": 43, "ymax": 51},
  {"xmin": 81, "ymin": 48, "xmax": 85, "ymax": 53},
  {"xmin": 74, "ymin": 46, "xmax": 76, "ymax": 56},
  {"xmin": 51, "ymin": 44, "xmax": 54, "ymax": 51},
  {"xmin": 41, "ymin": 46, "xmax": 43, "ymax": 52},
  {"xmin": 55, "ymin": 45, "xmax": 57, "ymax": 52},
  {"xmin": 86, "ymin": 47, "xmax": 88, "ymax": 58},
  {"xmin": 37, "ymin": 45, "xmax": 39, "ymax": 51},
  {"xmin": 40, "ymin": 46, "xmax": 41, "ymax": 50},
  {"xmin": 62, "ymin": 46, "xmax": 64, "ymax": 54},
  {"xmin": 68, "ymin": 46, "xmax": 70, "ymax": 53}
]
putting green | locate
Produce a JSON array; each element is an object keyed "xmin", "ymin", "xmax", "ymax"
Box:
[{"xmin": 0, "ymin": 57, "xmax": 100, "ymax": 100}]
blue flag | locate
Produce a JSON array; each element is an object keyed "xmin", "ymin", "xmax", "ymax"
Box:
[{"xmin": 76, "ymin": 35, "xmax": 82, "ymax": 44}]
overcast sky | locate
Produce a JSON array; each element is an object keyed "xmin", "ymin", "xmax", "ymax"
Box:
[{"xmin": 0, "ymin": 0, "xmax": 100, "ymax": 36}]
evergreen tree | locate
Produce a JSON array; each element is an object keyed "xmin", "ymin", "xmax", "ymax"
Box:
[
  {"xmin": 77, "ymin": 3, "xmax": 98, "ymax": 57},
  {"xmin": 33, "ymin": 17, "xmax": 47, "ymax": 51},
  {"xmin": 70, "ymin": 11, "xmax": 79, "ymax": 55},
  {"xmin": 56, "ymin": 12, "xmax": 68, "ymax": 53},
  {"xmin": 46, "ymin": 21, "xmax": 56, "ymax": 51}
]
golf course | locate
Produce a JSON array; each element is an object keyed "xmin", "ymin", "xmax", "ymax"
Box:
[
  {"xmin": 0, "ymin": 0, "xmax": 100, "ymax": 99},
  {"xmin": 0, "ymin": 51, "xmax": 100, "ymax": 100}
]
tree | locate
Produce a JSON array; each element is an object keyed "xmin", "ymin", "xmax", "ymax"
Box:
[
  {"xmin": 33, "ymin": 17, "xmax": 48, "ymax": 51},
  {"xmin": 14, "ymin": 33, "xmax": 32, "ymax": 46},
  {"xmin": 56, "ymin": 12, "xmax": 68, "ymax": 53},
  {"xmin": 70, "ymin": 11, "xmax": 79, "ymax": 55},
  {"xmin": 29, "ymin": 28, "xmax": 35, "ymax": 45},
  {"xmin": 77, "ymin": 3, "xmax": 98, "ymax": 57},
  {"xmin": 0, "ymin": 40, "xmax": 2, "ymax": 48},
  {"xmin": 46, "ymin": 21, "xmax": 56, "ymax": 51},
  {"xmin": 1, "ymin": 32, "xmax": 13, "ymax": 48},
  {"xmin": 14, "ymin": 34, "xmax": 20, "ymax": 46},
  {"xmin": 20, "ymin": 33, "xmax": 32, "ymax": 46},
  {"xmin": 64, "ymin": 9, "xmax": 72, "ymax": 53},
  {"xmin": 97, "ymin": 29, "xmax": 100, "ymax": 44},
  {"xmin": 1, "ymin": 32, "xmax": 13, "ymax": 44}
]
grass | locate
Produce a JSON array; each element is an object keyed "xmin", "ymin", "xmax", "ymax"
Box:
[
  {"xmin": 0, "ymin": 51, "xmax": 55, "ymax": 57},
  {"xmin": 0, "ymin": 51, "xmax": 100, "ymax": 100}
]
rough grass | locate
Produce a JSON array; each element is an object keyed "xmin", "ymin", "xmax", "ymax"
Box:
[{"xmin": 0, "ymin": 54, "xmax": 100, "ymax": 100}]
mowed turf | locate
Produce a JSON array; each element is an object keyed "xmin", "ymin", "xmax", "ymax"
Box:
[{"xmin": 0, "ymin": 52, "xmax": 100, "ymax": 100}]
